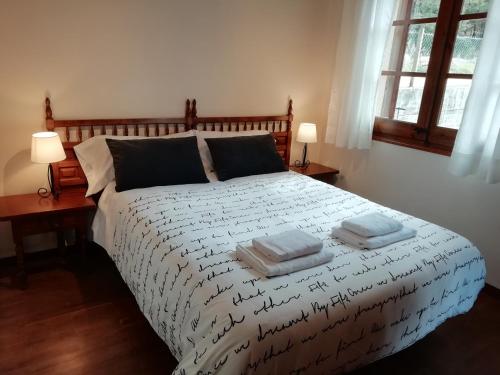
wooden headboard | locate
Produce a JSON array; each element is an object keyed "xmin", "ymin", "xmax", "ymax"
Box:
[{"xmin": 45, "ymin": 98, "xmax": 293, "ymax": 193}]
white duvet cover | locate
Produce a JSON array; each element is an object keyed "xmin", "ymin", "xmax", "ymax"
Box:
[{"xmin": 93, "ymin": 172, "xmax": 486, "ymax": 374}]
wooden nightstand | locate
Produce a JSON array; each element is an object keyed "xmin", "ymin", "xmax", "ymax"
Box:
[
  {"xmin": 289, "ymin": 162, "xmax": 340, "ymax": 184},
  {"xmin": 0, "ymin": 191, "xmax": 96, "ymax": 288}
]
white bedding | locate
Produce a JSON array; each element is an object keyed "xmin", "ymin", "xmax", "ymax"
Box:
[{"xmin": 93, "ymin": 171, "xmax": 486, "ymax": 374}]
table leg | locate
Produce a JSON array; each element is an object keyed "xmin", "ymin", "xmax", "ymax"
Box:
[
  {"xmin": 76, "ymin": 227, "xmax": 87, "ymax": 270},
  {"xmin": 57, "ymin": 230, "xmax": 65, "ymax": 256},
  {"xmin": 13, "ymin": 237, "xmax": 27, "ymax": 289},
  {"xmin": 56, "ymin": 230, "xmax": 67, "ymax": 266}
]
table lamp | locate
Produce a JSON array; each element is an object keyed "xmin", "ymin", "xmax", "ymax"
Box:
[
  {"xmin": 295, "ymin": 122, "xmax": 317, "ymax": 168},
  {"xmin": 31, "ymin": 131, "xmax": 66, "ymax": 199}
]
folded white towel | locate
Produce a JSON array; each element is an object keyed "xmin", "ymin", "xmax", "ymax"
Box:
[
  {"xmin": 252, "ymin": 229, "xmax": 323, "ymax": 262},
  {"xmin": 236, "ymin": 244, "xmax": 334, "ymax": 277},
  {"xmin": 341, "ymin": 212, "xmax": 403, "ymax": 237},
  {"xmin": 332, "ymin": 226, "xmax": 416, "ymax": 249}
]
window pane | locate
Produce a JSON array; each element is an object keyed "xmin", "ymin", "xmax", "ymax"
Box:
[
  {"xmin": 449, "ymin": 19, "xmax": 486, "ymax": 74},
  {"xmin": 402, "ymin": 23, "xmax": 435, "ymax": 72},
  {"xmin": 411, "ymin": 0, "xmax": 440, "ymax": 19},
  {"xmin": 375, "ymin": 75, "xmax": 396, "ymax": 118},
  {"xmin": 395, "ymin": 77, "xmax": 425, "ymax": 123},
  {"xmin": 461, "ymin": 0, "xmax": 489, "ymax": 14},
  {"xmin": 438, "ymin": 79, "xmax": 471, "ymax": 129},
  {"xmin": 382, "ymin": 26, "xmax": 405, "ymax": 71}
]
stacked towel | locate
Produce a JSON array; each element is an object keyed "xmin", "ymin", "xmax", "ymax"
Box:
[
  {"xmin": 332, "ymin": 212, "xmax": 416, "ymax": 249},
  {"xmin": 341, "ymin": 212, "xmax": 403, "ymax": 237},
  {"xmin": 237, "ymin": 229, "xmax": 331, "ymax": 277},
  {"xmin": 236, "ymin": 244, "xmax": 333, "ymax": 277},
  {"xmin": 252, "ymin": 230, "xmax": 323, "ymax": 262},
  {"xmin": 332, "ymin": 226, "xmax": 416, "ymax": 249}
]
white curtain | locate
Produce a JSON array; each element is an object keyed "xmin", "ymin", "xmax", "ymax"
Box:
[
  {"xmin": 449, "ymin": 0, "xmax": 500, "ymax": 183},
  {"xmin": 325, "ymin": 0, "xmax": 395, "ymax": 149}
]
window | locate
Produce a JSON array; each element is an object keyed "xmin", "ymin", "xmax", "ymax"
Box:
[{"xmin": 373, "ymin": 0, "xmax": 489, "ymax": 155}]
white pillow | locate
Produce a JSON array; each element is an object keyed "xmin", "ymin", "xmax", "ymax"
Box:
[
  {"xmin": 75, "ymin": 130, "xmax": 195, "ymax": 197},
  {"xmin": 196, "ymin": 130, "xmax": 269, "ymax": 180}
]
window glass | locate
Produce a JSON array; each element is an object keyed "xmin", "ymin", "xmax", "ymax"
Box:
[
  {"xmin": 411, "ymin": 0, "xmax": 440, "ymax": 19},
  {"xmin": 394, "ymin": 77, "xmax": 426, "ymax": 123},
  {"xmin": 438, "ymin": 79, "xmax": 472, "ymax": 129},
  {"xmin": 461, "ymin": 0, "xmax": 489, "ymax": 14},
  {"xmin": 381, "ymin": 26, "xmax": 405, "ymax": 71},
  {"xmin": 449, "ymin": 19, "xmax": 486, "ymax": 74},
  {"xmin": 402, "ymin": 23, "xmax": 436, "ymax": 72}
]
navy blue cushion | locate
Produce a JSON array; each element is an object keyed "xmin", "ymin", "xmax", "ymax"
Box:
[
  {"xmin": 106, "ymin": 136, "xmax": 208, "ymax": 192},
  {"xmin": 205, "ymin": 134, "xmax": 286, "ymax": 181}
]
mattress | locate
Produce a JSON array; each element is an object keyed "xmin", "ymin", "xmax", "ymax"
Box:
[{"xmin": 92, "ymin": 171, "xmax": 486, "ymax": 374}]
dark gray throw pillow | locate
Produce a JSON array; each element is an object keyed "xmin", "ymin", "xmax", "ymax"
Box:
[
  {"xmin": 205, "ymin": 134, "xmax": 286, "ymax": 181},
  {"xmin": 106, "ymin": 136, "xmax": 208, "ymax": 192}
]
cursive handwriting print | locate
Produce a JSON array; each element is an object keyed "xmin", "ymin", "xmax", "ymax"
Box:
[{"xmin": 93, "ymin": 171, "xmax": 486, "ymax": 374}]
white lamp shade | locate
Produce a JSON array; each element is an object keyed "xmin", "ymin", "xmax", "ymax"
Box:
[
  {"xmin": 31, "ymin": 132, "xmax": 66, "ymax": 163},
  {"xmin": 297, "ymin": 123, "xmax": 317, "ymax": 143}
]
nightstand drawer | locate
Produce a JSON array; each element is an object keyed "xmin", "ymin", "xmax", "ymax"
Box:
[{"xmin": 12, "ymin": 212, "xmax": 89, "ymax": 236}]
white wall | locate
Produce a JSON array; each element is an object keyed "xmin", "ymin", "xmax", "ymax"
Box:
[
  {"xmin": 319, "ymin": 140, "xmax": 500, "ymax": 288},
  {"xmin": 0, "ymin": 0, "xmax": 339, "ymax": 257}
]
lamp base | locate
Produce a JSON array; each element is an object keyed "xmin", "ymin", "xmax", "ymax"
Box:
[
  {"xmin": 37, "ymin": 165, "xmax": 59, "ymax": 199},
  {"xmin": 294, "ymin": 143, "xmax": 310, "ymax": 168},
  {"xmin": 37, "ymin": 187, "xmax": 50, "ymax": 198},
  {"xmin": 293, "ymin": 160, "xmax": 310, "ymax": 168}
]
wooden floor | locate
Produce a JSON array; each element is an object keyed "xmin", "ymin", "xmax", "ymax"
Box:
[{"xmin": 1, "ymin": 245, "xmax": 499, "ymax": 375}]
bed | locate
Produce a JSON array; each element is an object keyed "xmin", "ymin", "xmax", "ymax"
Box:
[{"xmin": 46, "ymin": 98, "xmax": 486, "ymax": 374}]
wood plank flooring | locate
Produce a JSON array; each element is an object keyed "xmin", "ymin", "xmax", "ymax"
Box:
[{"xmin": 1, "ymin": 245, "xmax": 499, "ymax": 374}]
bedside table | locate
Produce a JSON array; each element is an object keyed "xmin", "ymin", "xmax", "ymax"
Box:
[
  {"xmin": 289, "ymin": 162, "xmax": 340, "ymax": 184},
  {"xmin": 0, "ymin": 191, "xmax": 96, "ymax": 288}
]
